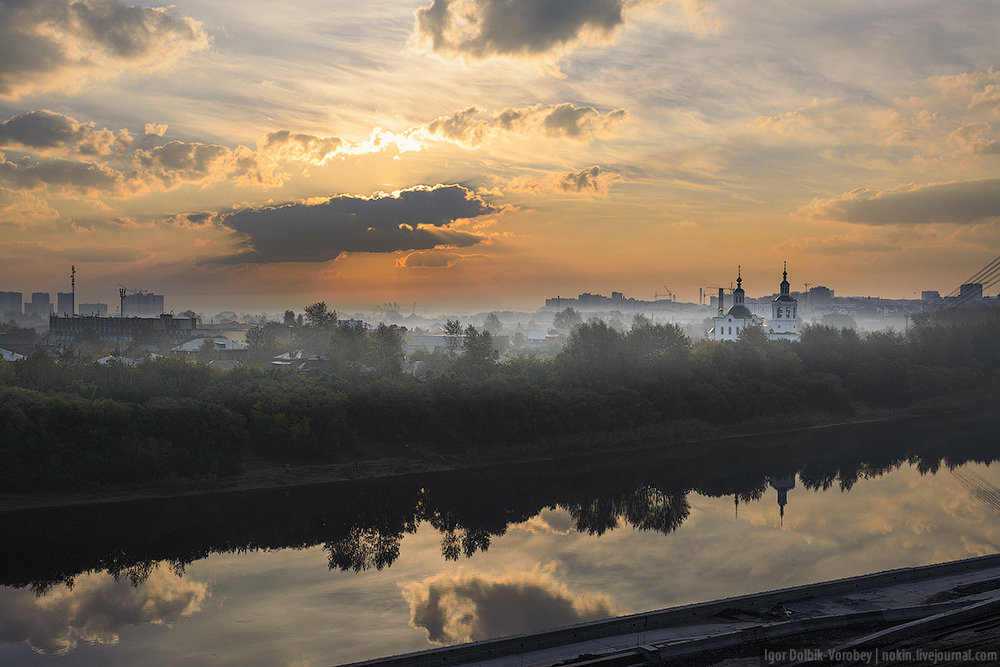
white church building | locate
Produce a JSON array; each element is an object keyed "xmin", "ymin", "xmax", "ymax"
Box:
[
  {"xmin": 709, "ymin": 267, "xmax": 761, "ymax": 341},
  {"xmin": 767, "ymin": 262, "xmax": 799, "ymax": 341},
  {"xmin": 708, "ymin": 264, "xmax": 800, "ymax": 342}
]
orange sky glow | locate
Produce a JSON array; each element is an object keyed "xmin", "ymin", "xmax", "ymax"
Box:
[{"xmin": 1, "ymin": 1, "xmax": 999, "ymax": 314}]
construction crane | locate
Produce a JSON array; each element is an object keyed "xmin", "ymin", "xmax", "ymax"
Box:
[{"xmin": 654, "ymin": 285, "xmax": 674, "ymax": 302}]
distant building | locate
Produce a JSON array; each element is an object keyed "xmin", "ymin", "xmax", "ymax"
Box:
[
  {"xmin": 24, "ymin": 292, "xmax": 52, "ymax": 319},
  {"xmin": 57, "ymin": 292, "xmax": 74, "ymax": 316},
  {"xmin": 767, "ymin": 264, "xmax": 799, "ymax": 341},
  {"xmin": 921, "ymin": 290, "xmax": 942, "ymax": 304},
  {"xmin": 123, "ymin": 292, "xmax": 165, "ymax": 317},
  {"xmin": 48, "ymin": 313, "xmax": 196, "ymax": 343},
  {"xmin": 78, "ymin": 303, "xmax": 109, "ymax": 317},
  {"xmin": 808, "ymin": 285, "xmax": 834, "ymax": 311},
  {"xmin": 171, "ymin": 336, "xmax": 247, "ymax": 361},
  {"xmin": 0, "ymin": 291, "xmax": 22, "ymax": 317},
  {"xmin": 709, "ymin": 268, "xmax": 761, "ymax": 341},
  {"xmin": 959, "ymin": 282, "xmax": 983, "ymax": 303}
]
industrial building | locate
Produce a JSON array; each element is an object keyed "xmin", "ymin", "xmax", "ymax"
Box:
[{"xmin": 47, "ymin": 313, "xmax": 197, "ymax": 344}]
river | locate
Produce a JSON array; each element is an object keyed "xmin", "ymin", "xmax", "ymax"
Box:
[{"xmin": 1, "ymin": 413, "xmax": 998, "ymax": 664}]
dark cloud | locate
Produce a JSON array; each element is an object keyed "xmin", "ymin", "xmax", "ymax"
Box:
[
  {"xmin": 134, "ymin": 141, "xmax": 279, "ymax": 189},
  {"xmin": 0, "ymin": 154, "xmax": 126, "ymax": 194},
  {"xmin": 401, "ymin": 566, "xmax": 615, "ymax": 645},
  {"xmin": 0, "ymin": 0, "xmax": 208, "ymax": 99},
  {"xmin": 811, "ymin": 179, "xmax": 1000, "ymax": 225},
  {"xmin": 0, "ymin": 110, "xmax": 132, "ymax": 156},
  {"xmin": 213, "ymin": 184, "xmax": 497, "ymax": 264},
  {"xmin": 413, "ymin": 0, "xmax": 628, "ymax": 60}
]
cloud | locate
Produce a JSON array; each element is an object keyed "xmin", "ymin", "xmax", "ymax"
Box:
[
  {"xmin": 930, "ymin": 68, "xmax": 1000, "ymax": 117},
  {"xmin": 0, "ymin": 0, "xmax": 209, "ymax": 99},
  {"xmin": 213, "ymin": 184, "xmax": 499, "ymax": 264},
  {"xmin": 400, "ymin": 563, "xmax": 615, "ymax": 645},
  {"xmin": 412, "ymin": 0, "xmax": 629, "ymax": 63},
  {"xmin": 948, "ymin": 122, "xmax": 1000, "ymax": 155},
  {"xmin": 258, "ymin": 103, "xmax": 630, "ymax": 167},
  {"xmin": 0, "ymin": 154, "xmax": 127, "ymax": 194},
  {"xmin": 0, "ymin": 569, "xmax": 207, "ymax": 655},
  {"xmin": 808, "ymin": 179, "xmax": 1000, "ymax": 225},
  {"xmin": 508, "ymin": 165, "xmax": 622, "ymax": 196},
  {"xmin": 134, "ymin": 141, "xmax": 279, "ymax": 189},
  {"xmin": 0, "ymin": 240, "xmax": 150, "ymax": 263},
  {"xmin": 0, "ymin": 110, "xmax": 132, "ymax": 156},
  {"xmin": 0, "ymin": 187, "xmax": 59, "ymax": 227},
  {"xmin": 144, "ymin": 123, "xmax": 168, "ymax": 138},
  {"xmin": 415, "ymin": 104, "xmax": 629, "ymax": 147},
  {"xmin": 395, "ymin": 250, "xmax": 464, "ymax": 268}
]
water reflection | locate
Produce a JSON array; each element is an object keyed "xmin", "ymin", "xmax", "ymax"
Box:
[
  {"xmin": 1, "ymin": 413, "xmax": 998, "ymax": 593},
  {"xmin": 2, "ymin": 413, "xmax": 999, "ymax": 663},
  {"xmin": 401, "ymin": 563, "xmax": 615, "ymax": 645},
  {"xmin": 0, "ymin": 568, "xmax": 206, "ymax": 655}
]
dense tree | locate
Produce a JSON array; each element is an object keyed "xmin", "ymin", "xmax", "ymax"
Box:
[
  {"xmin": 304, "ymin": 301, "xmax": 337, "ymax": 328},
  {"xmin": 366, "ymin": 324, "xmax": 404, "ymax": 378},
  {"xmin": 245, "ymin": 325, "xmax": 277, "ymax": 364},
  {"xmin": 553, "ymin": 307, "xmax": 582, "ymax": 332},
  {"xmin": 443, "ymin": 319, "xmax": 464, "ymax": 356},
  {"xmin": 483, "ymin": 312, "xmax": 503, "ymax": 335}
]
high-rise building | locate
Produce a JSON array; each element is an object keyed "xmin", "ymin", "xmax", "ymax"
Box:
[
  {"xmin": 122, "ymin": 292, "xmax": 165, "ymax": 317},
  {"xmin": 24, "ymin": 292, "xmax": 52, "ymax": 319},
  {"xmin": 808, "ymin": 285, "xmax": 834, "ymax": 311},
  {"xmin": 57, "ymin": 292, "xmax": 74, "ymax": 316},
  {"xmin": 959, "ymin": 283, "xmax": 983, "ymax": 302},
  {"xmin": 0, "ymin": 291, "xmax": 22, "ymax": 317}
]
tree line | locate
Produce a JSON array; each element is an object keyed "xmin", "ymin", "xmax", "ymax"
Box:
[{"xmin": 1, "ymin": 306, "xmax": 998, "ymax": 491}]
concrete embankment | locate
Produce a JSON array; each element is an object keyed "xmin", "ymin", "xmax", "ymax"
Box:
[{"xmin": 348, "ymin": 553, "xmax": 1000, "ymax": 667}]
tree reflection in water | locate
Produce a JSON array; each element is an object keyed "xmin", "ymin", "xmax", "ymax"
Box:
[{"xmin": 2, "ymin": 412, "xmax": 998, "ymax": 591}]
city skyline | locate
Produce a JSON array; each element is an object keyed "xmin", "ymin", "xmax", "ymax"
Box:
[{"xmin": 2, "ymin": 1, "xmax": 1000, "ymax": 312}]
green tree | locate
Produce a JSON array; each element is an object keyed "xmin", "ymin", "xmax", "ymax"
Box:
[
  {"xmin": 443, "ymin": 319, "xmax": 463, "ymax": 355},
  {"xmin": 283, "ymin": 310, "xmax": 296, "ymax": 326},
  {"xmin": 553, "ymin": 307, "xmax": 582, "ymax": 332},
  {"xmin": 328, "ymin": 320, "xmax": 368, "ymax": 374},
  {"xmin": 483, "ymin": 312, "xmax": 503, "ymax": 335},
  {"xmin": 366, "ymin": 324, "xmax": 404, "ymax": 377},
  {"xmin": 304, "ymin": 301, "xmax": 337, "ymax": 328},
  {"xmin": 454, "ymin": 325, "xmax": 499, "ymax": 378},
  {"xmin": 245, "ymin": 325, "xmax": 277, "ymax": 364}
]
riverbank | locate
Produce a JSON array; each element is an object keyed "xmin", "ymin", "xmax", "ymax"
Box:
[{"xmin": 0, "ymin": 403, "xmax": 984, "ymax": 515}]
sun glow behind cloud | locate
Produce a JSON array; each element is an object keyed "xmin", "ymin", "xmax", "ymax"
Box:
[{"xmin": 1, "ymin": 0, "xmax": 999, "ymax": 310}]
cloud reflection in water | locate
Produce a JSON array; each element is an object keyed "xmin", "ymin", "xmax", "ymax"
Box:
[
  {"xmin": 401, "ymin": 562, "xmax": 615, "ymax": 645},
  {"xmin": 0, "ymin": 568, "xmax": 207, "ymax": 655}
]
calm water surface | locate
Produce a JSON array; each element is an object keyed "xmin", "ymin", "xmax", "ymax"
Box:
[{"xmin": 1, "ymin": 415, "xmax": 999, "ymax": 664}]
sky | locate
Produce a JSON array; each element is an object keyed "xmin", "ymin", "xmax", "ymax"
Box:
[{"xmin": 1, "ymin": 0, "xmax": 999, "ymax": 314}]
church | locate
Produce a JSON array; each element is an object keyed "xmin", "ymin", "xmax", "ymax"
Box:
[
  {"xmin": 708, "ymin": 264, "xmax": 799, "ymax": 341},
  {"xmin": 708, "ymin": 267, "xmax": 761, "ymax": 341},
  {"xmin": 767, "ymin": 262, "xmax": 799, "ymax": 341}
]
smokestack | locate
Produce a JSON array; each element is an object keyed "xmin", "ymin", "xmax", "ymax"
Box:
[{"xmin": 718, "ymin": 287, "xmax": 724, "ymax": 315}]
